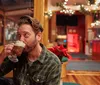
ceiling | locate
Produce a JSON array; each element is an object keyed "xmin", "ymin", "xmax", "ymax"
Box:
[
  {"xmin": 0, "ymin": 0, "xmax": 33, "ymax": 11},
  {"xmin": 0, "ymin": 0, "xmax": 95, "ymax": 21},
  {"xmin": 0, "ymin": 0, "xmax": 34, "ymax": 21}
]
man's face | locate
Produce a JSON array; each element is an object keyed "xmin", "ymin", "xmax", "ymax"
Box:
[{"xmin": 17, "ymin": 24, "xmax": 41, "ymax": 52}]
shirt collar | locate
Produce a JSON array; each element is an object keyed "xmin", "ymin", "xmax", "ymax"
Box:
[{"xmin": 37, "ymin": 43, "xmax": 47, "ymax": 64}]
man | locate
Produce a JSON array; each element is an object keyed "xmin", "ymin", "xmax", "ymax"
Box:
[{"xmin": 0, "ymin": 15, "xmax": 61, "ymax": 85}]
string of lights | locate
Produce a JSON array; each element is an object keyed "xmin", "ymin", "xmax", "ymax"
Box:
[
  {"xmin": 44, "ymin": 0, "xmax": 100, "ymax": 23},
  {"xmin": 56, "ymin": 0, "xmax": 100, "ymax": 15}
]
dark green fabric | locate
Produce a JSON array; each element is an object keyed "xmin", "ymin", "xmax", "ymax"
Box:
[
  {"xmin": 63, "ymin": 82, "xmax": 80, "ymax": 85},
  {"xmin": 0, "ymin": 44, "xmax": 61, "ymax": 85}
]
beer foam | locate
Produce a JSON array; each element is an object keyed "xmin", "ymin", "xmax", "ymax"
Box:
[{"xmin": 14, "ymin": 40, "xmax": 26, "ymax": 47}]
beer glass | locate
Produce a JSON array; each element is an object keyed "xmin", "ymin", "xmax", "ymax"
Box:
[{"xmin": 8, "ymin": 40, "xmax": 26, "ymax": 62}]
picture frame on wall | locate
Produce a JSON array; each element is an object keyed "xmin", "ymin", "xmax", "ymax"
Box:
[{"xmin": 5, "ymin": 18, "xmax": 18, "ymax": 44}]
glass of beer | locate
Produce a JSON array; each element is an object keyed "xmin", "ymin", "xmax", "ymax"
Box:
[{"xmin": 8, "ymin": 40, "xmax": 26, "ymax": 62}]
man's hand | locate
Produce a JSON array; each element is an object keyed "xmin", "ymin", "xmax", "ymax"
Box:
[
  {"xmin": 3, "ymin": 43, "xmax": 15, "ymax": 57},
  {"xmin": 0, "ymin": 43, "xmax": 14, "ymax": 64}
]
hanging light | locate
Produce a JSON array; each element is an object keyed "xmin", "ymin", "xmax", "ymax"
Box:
[
  {"xmin": 91, "ymin": 20, "xmax": 100, "ymax": 27},
  {"xmin": 95, "ymin": 0, "xmax": 100, "ymax": 5},
  {"xmin": 59, "ymin": 0, "xmax": 75, "ymax": 15},
  {"xmin": 44, "ymin": 10, "xmax": 53, "ymax": 18}
]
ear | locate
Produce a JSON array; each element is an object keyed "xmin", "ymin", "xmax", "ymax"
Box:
[{"xmin": 36, "ymin": 32, "xmax": 42, "ymax": 41}]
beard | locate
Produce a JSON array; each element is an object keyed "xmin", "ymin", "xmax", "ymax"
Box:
[{"xmin": 24, "ymin": 38, "xmax": 38, "ymax": 53}]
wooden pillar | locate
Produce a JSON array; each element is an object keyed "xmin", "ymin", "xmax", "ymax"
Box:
[
  {"xmin": 0, "ymin": 11, "xmax": 5, "ymax": 45},
  {"xmin": 34, "ymin": 0, "xmax": 49, "ymax": 46},
  {"xmin": 50, "ymin": 12, "xmax": 57, "ymax": 42},
  {"xmin": 85, "ymin": 15, "xmax": 93, "ymax": 41}
]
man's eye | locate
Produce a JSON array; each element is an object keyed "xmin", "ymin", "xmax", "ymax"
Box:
[{"xmin": 24, "ymin": 33, "xmax": 29, "ymax": 38}]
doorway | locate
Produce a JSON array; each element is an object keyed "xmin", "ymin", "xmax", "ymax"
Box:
[{"xmin": 67, "ymin": 15, "xmax": 85, "ymax": 53}]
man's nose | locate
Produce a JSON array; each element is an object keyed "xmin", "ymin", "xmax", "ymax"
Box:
[{"xmin": 19, "ymin": 36, "xmax": 24, "ymax": 42}]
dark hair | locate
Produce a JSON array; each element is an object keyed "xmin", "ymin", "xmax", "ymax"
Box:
[{"xmin": 18, "ymin": 15, "xmax": 43, "ymax": 34}]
